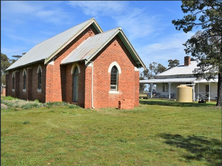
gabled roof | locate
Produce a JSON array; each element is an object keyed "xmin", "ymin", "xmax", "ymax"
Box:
[
  {"xmin": 156, "ymin": 61, "xmax": 198, "ymax": 77},
  {"xmin": 6, "ymin": 18, "xmax": 103, "ymax": 71},
  {"xmin": 61, "ymin": 27, "xmax": 146, "ymax": 68}
]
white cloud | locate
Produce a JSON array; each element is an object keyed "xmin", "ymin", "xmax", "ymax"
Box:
[
  {"xmin": 68, "ymin": 1, "xmax": 127, "ymax": 16},
  {"xmin": 1, "ymin": 1, "xmax": 70, "ymax": 25},
  {"xmin": 68, "ymin": 1, "xmax": 161, "ymax": 40},
  {"xmin": 1, "ymin": 1, "xmax": 38, "ymax": 15},
  {"xmin": 114, "ymin": 8, "xmax": 161, "ymax": 40},
  {"xmin": 137, "ymin": 32, "xmax": 195, "ymax": 68}
]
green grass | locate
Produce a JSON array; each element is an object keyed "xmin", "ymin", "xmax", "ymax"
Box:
[{"xmin": 1, "ymin": 97, "xmax": 221, "ymax": 165}]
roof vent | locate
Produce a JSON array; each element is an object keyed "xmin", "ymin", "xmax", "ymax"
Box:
[{"xmin": 184, "ymin": 56, "xmax": 191, "ymax": 66}]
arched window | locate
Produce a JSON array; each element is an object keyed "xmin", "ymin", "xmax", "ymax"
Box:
[
  {"xmin": 23, "ymin": 69, "xmax": 27, "ymax": 90},
  {"xmin": 12, "ymin": 72, "xmax": 15, "ymax": 90},
  {"xmin": 37, "ymin": 65, "xmax": 42, "ymax": 90},
  {"xmin": 72, "ymin": 66, "xmax": 79, "ymax": 102},
  {"xmin": 110, "ymin": 66, "xmax": 119, "ymax": 90}
]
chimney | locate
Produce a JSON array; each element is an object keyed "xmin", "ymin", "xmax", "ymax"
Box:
[{"xmin": 184, "ymin": 56, "xmax": 191, "ymax": 66}]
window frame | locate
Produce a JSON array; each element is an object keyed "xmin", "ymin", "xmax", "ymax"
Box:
[
  {"xmin": 108, "ymin": 62, "xmax": 121, "ymax": 94},
  {"xmin": 162, "ymin": 83, "xmax": 168, "ymax": 92},
  {"xmin": 110, "ymin": 66, "xmax": 119, "ymax": 91},
  {"xmin": 23, "ymin": 69, "xmax": 27, "ymax": 91},
  {"xmin": 12, "ymin": 72, "xmax": 15, "ymax": 91},
  {"xmin": 37, "ymin": 65, "xmax": 42, "ymax": 92}
]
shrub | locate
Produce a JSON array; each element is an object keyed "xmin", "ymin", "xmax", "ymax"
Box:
[
  {"xmin": 21, "ymin": 103, "xmax": 41, "ymax": 109},
  {"xmin": 23, "ymin": 121, "xmax": 30, "ymax": 124},
  {"xmin": 69, "ymin": 104, "xmax": 79, "ymax": 108}
]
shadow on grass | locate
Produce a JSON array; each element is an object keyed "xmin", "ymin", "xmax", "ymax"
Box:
[
  {"xmin": 158, "ymin": 133, "xmax": 222, "ymax": 166},
  {"xmin": 140, "ymin": 100, "xmax": 215, "ymax": 107}
]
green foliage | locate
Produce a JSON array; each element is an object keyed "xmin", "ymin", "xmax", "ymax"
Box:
[
  {"xmin": 168, "ymin": 59, "xmax": 180, "ymax": 69},
  {"xmin": 2, "ymin": 96, "xmax": 14, "ymax": 100},
  {"xmin": 45, "ymin": 101, "xmax": 69, "ymax": 108},
  {"xmin": 21, "ymin": 103, "xmax": 40, "ymax": 110},
  {"xmin": 141, "ymin": 62, "xmax": 167, "ymax": 80},
  {"xmin": 172, "ymin": 0, "xmax": 222, "ymax": 106},
  {"xmin": 22, "ymin": 121, "xmax": 30, "ymax": 124},
  {"xmin": 1, "ymin": 53, "xmax": 10, "ymax": 74},
  {"xmin": 69, "ymin": 104, "xmax": 79, "ymax": 109},
  {"xmin": 1, "ymin": 53, "xmax": 11, "ymax": 85}
]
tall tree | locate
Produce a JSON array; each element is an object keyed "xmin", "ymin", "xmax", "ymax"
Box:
[
  {"xmin": 157, "ymin": 63, "xmax": 167, "ymax": 73},
  {"xmin": 1, "ymin": 53, "xmax": 11, "ymax": 85},
  {"xmin": 139, "ymin": 74, "xmax": 147, "ymax": 93},
  {"xmin": 141, "ymin": 62, "xmax": 167, "ymax": 92},
  {"xmin": 172, "ymin": 0, "xmax": 222, "ymax": 106},
  {"xmin": 168, "ymin": 59, "xmax": 180, "ymax": 69},
  {"xmin": 10, "ymin": 54, "xmax": 23, "ymax": 64}
]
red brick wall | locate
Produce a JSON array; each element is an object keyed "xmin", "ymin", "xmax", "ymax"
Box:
[
  {"xmin": 134, "ymin": 70, "xmax": 140, "ymax": 107},
  {"xmin": 45, "ymin": 25, "xmax": 99, "ymax": 102},
  {"xmin": 6, "ymin": 62, "xmax": 46, "ymax": 102},
  {"xmin": 84, "ymin": 65, "xmax": 92, "ymax": 108},
  {"xmin": 61, "ymin": 62, "xmax": 85, "ymax": 107},
  {"xmin": 87, "ymin": 35, "xmax": 139, "ymax": 109}
]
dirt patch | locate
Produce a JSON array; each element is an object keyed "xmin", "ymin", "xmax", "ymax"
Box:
[{"xmin": 1, "ymin": 103, "xmax": 8, "ymax": 109}]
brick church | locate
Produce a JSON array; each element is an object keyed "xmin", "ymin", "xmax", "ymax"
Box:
[{"xmin": 5, "ymin": 18, "xmax": 146, "ymax": 109}]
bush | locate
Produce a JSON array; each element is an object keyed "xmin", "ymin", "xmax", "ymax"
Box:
[
  {"xmin": 23, "ymin": 121, "xmax": 30, "ymax": 124},
  {"xmin": 21, "ymin": 103, "xmax": 41, "ymax": 109},
  {"xmin": 2, "ymin": 96, "xmax": 15, "ymax": 100},
  {"xmin": 69, "ymin": 104, "xmax": 79, "ymax": 109},
  {"xmin": 45, "ymin": 102, "xmax": 69, "ymax": 108}
]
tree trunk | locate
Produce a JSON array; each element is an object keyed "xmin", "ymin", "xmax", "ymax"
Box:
[{"xmin": 216, "ymin": 72, "xmax": 222, "ymax": 106}]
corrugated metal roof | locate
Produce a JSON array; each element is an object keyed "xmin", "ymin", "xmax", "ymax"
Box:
[
  {"xmin": 6, "ymin": 18, "xmax": 102, "ymax": 71},
  {"xmin": 61, "ymin": 27, "xmax": 146, "ymax": 69},
  {"xmin": 140, "ymin": 77, "xmax": 218, "ymax": 84},
  {"xmin": 140, "ymin": 78, "xmax": 197, "ymax": 83},
  {"xmin": 61, "ymin": 27, "xmax": 120, "ymax": 65},
  {"xmin": 156, "ymin": 61, "xmax": 198, "ymax": 77}
]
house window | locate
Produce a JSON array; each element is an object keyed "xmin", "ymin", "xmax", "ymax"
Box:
[
  {"xmin": 110, "ymin": 66, "xmax": 119, "ymax": 91},
  {"xmin": 12, "ymin": 72, "xmax": 15, "ymax": 91},
  {"xmin": 163, "ymin": 83, "xmax": 168, "ymax": 92},
  {"xmin": 37, "ymin": 65, "xmax": 42, "ymax": 91},
  {"xmin": 23, "ymin": 69, "xmax": 27, "ymax": 91}
]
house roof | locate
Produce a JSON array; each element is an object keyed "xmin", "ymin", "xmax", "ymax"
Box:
[
  {"xmin": 140, "ymin": 77, "xmax": 218, "ymax": 84},
  {"xmin": 61, "ymin": 27, "xmax": 146, "ymax": 68},
  {"xmin": 141, "ymin": 60, "xmax": 218, "ymax": 84},
  {"xmin": 156, "ymin": 61, "xmax": 198, "ymax": 77},
  {"xmin": 6, "ymin": 18, "xmax": 103, "ymax": 71}
]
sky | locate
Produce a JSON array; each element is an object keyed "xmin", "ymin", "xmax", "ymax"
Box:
[{"xmin": 1, "ymin": 1, "xmax": 196, "ymax": 71}]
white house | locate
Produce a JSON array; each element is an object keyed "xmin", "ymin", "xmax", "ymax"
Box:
[{"xmin": 140, "ymin": 56, "xmax": 218, "ymax": 101}]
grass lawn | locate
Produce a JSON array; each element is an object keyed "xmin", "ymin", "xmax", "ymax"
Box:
[{"xmin": 1, "ymin": 97, "xmax": 221, "ymax": 166}]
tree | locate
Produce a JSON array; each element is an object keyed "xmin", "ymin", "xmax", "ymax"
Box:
[
  {"xmin": 139, "ymin": 74, "xmax": 147, "ymax": 93},
  {"xmin": 168, "ymin": 59, "xmax": 180, "ymax": 69},
  {"xmin": 172, "ymin": 0, "xmax": 222, "ymax": 106},
  {"xmin": 1, "ymin": 53, "xmax": 11, "ymax": 85},
  {"xmin": 10, "ymin": 54, "xmax": 23, "ymax": 64},
  {"xmin": 140, "ymin": 62, "xmax": 167, "ymax": 92},
  {"xmin": 157, "ymin": 63, "xmax": 167, "ymax": 73}
]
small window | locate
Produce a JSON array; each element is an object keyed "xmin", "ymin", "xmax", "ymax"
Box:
[
  {"xmin": 37, "ymin": 66, "xmax": 42, "ymax": 91},
  {"xmin": 163, "ymin": 83, "xmax": 168, "ymax": 92},
  {"xmin": 12, "ymin": 77, "xmax": 15, "ymax": 89},
  {"xmin": 23, "ymin": 69, "xmax": 27, "ymax": 90},
  {"xmin": 110, "ymin": 66, "xmax": 118, "ymax": 91},
  {"xmin": 12, "ymin": 73, "xmax": 15, "ymax": 90},
  {"xmin": 38, "ymin": 70, "xmax": 41, "ymax": 89}
]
